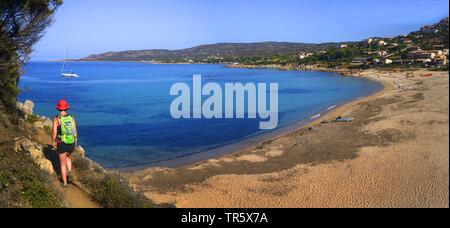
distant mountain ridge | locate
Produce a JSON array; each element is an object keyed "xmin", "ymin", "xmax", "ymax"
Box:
[
  {"xmin": 80, "ymin": 17, "xmax": 449, "ymax": 63},
  {"xmin": 80, "ymin": 42, "xmax": 347, "ymax": 62}
]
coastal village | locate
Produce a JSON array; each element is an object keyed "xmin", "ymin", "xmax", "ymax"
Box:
[
  {"xmin": 217, "ymin": 18, "xmax": 450, "ymax": 71},
  {"xmin": 330, "ymin": 37, "xmax": 447, "ymax": 68}
]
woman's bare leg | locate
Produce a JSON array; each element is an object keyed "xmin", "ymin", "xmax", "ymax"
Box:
[
  {"xmin": 66, "ymin": 153, "xmax": 72, "ymax": 173},
  {"xmin": 59, "ymin": 153, "xmax": 68, "ymax": 185}
]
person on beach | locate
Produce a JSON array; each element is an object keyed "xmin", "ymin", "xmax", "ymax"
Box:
[{"xmin": 52, "ymin": 99, "xmax": 78, "ymax": 189}]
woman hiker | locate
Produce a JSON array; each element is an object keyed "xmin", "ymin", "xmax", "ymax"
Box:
[{"xmin": 52, "ymin": 99, "xmax": 78, "ymax": 189}]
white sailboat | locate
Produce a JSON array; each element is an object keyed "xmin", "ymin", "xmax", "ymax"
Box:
[{"xmin": 61, "ymin": 49, "xmax": 79, "ymax": 78}]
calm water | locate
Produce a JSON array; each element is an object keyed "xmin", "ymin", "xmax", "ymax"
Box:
[{"xmin": 18, "ymin": 62, "xmax": 382, "ymax": 168}]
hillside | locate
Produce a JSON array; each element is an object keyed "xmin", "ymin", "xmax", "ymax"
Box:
[
  {"xmin": 1, "ymin": 101, "xmax": 164, "ymax": 208},
  {"xmin": 410, "ymin": 17, "xmax": 449, "ymax": 50},
  {"xmin": 80, "ymin": 42, "xmax": 346, "ymax": 62},
  {"xmin": 238, "ymin": 17, "xmax": 449, "ymax": 69},
  {"xmin": 1, "ymin": 1, "xmax": 171, "ymax": 208},
  {"xmin": 81, "ymin": 17, "xmax": 448, "ymax": 67}
]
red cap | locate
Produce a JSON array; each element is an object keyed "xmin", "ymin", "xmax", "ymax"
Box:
[{"xmin": 56, "ymin": 100, "xmax": 70, "ymax": 111}]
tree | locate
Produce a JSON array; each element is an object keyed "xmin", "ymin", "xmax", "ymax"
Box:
[{"xmin": 1, "ymin": 0, "xmax": 62, "ymax": 110}]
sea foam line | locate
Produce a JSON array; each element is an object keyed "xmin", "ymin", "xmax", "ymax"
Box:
[
  {"xmin": 327, "ymin": 105, "xmax": 337, "ymax": 111},
  {"xmin": 310, "ymin": 114, "xmax": 321, "ymax": 119}
]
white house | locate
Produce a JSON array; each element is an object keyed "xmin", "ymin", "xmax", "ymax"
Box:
[
  {"xmin": 298, "ymin": 52, "xmax": 313, "ymax": 59},
  {"xmin": 443, "ymin": 49, "xmax": 449, "ymax": 55},
  {"xmin": 429, "ymin": 50, "xmax": 444, "ymax": 56},
  {"xmin": 378, "ymin": 40, "xmax": 388, "ymax": 46},
  {"xmin": 375, "ymin": 51, "xmax": 388, "ymax": 57},
  {"xmin": 408, "ymin": 51, "xmax": 436, "ymax": 60}
]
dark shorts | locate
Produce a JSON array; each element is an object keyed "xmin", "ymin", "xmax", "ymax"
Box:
[{"xmin": 57, "ymin": 142, "xmax": 75, "ymax": 154}]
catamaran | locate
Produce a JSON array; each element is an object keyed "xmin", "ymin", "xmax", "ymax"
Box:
[{"xmin": 61, "ymin": 49, "xmax": 79, "ymax": 78}]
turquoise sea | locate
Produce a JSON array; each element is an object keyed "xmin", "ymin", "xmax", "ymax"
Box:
[{"xmin": 18, "ymin": 62, "xmax": 382, "ymax": 168}]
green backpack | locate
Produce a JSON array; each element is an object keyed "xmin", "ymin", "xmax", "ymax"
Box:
[{"xmin": 59, "ymin": 115, "xmax": 75, "ymax": 144}]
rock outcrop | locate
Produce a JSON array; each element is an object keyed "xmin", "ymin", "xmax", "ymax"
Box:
[
  {"xmin": 22, "ymin": 100, "xmax": 35, "ymax": 115},
  {"xmin": 14, "ymin": 137, "xmax": 54, "ymax": 175},
  {"xmin": 33, "ymin": 116, "xmax": 53, "ymax": 129},
  {"xmin": 17, "ymin": 100, "xmax": 53, "ymax": 129},
  {"xmin": 16, "ymin": 100, "xmax": 35, "ymax": 118},
  {"xmin": 74, "ymin": 146, "xmax": 86, "ymax": 157}
]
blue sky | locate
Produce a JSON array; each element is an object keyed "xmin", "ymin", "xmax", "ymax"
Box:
[{"xmin": 31, "ymin": 0, "xmax": 449, "ymax": 60}]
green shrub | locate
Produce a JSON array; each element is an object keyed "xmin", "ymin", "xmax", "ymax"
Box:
[
  {"xmin": 20, "ymin": 172, "xmax": 62, "ymax": 208},
  {"xmin": 90, "ymin": 174, "xmax": 157, "ymax": 208},
  {"xmin": 0, "ymin": 169, "xmax": 9, "ymax": 189},
  {"xmin": 72, "ymin": 154, "xmax": 90, "ymax": 172}
]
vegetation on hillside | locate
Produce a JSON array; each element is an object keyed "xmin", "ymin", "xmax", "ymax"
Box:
[
  {"xmin": 83, "ymin": 17, "xmax": 449, "ymax": 71},
  {"xmin": 80, "ymin": 42, "xmax": 349, "ymax": 63},
  {"xmin": 241, "ymin": 17, "xmax": 449, "ymax": 70},
  {"xmin": 1, "ymin": 0, "xmax": 62, "ymax": 111},
  {"xmin": 80, "ymin": 18, "xmax": 449, "ymax": 71},
  {"xmin": 1, "ymin": 0, "xmax": 167, "ymax": 208},
  {"xmin": 411, "ymin": 17, "xmax": 449, "ymax": 50},
  {"xmin": 0, "ymin": 142, "xmax": 64, "ymax": 208},
  {"xmin": 71, "ymin": 153, "xmax": 172, "ymax": 208},
  {"xmin": 1, "ymin": 0, "xmax": 64, "ymax": 208}
]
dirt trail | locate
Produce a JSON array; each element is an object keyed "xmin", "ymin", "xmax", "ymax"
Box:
[
  {"xmin": 32, "ymin": 127, "xmax": 100, "ymax": 208},
  {"xmin": 50, "ymin": 179, "xmax": 99, "ymax": 208},
  {"xmin": 65, "ymin": 185, "xmax": 99, "ymax": 208}
]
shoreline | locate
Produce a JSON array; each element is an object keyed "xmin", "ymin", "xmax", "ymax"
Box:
[
  {"xmin": 127, "ymin": 68, "xmax": 448, "ymax": 207},
  {"xmin": 117, "ymin": 74, "xmax": 385, "ymax": 172},
  {"xmin": 23, "ymin": 61, "xmax": 383, "ymax": 171}
]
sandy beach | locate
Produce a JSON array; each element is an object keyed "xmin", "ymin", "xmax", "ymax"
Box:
[{"xmin": 126, "ymin": 69, "xmax": 449, "ymax": 208}]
